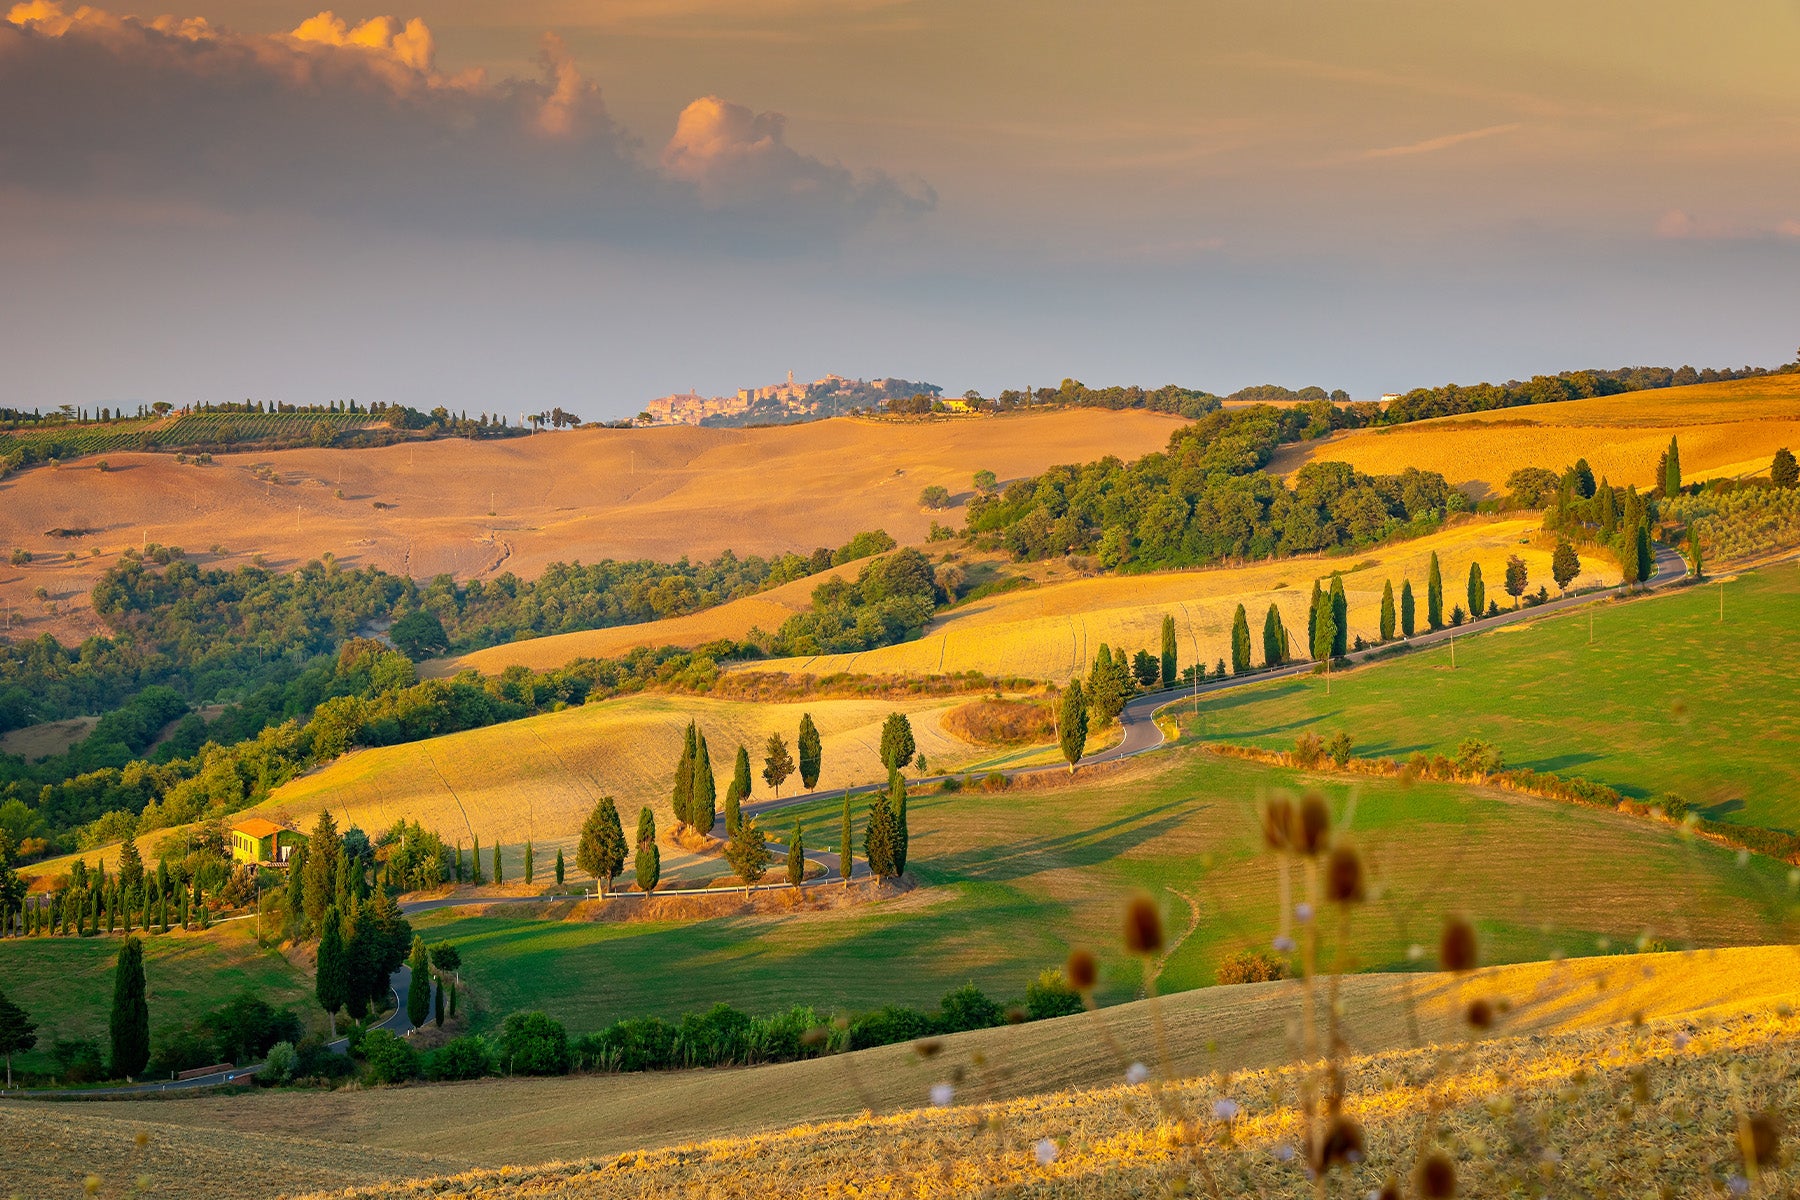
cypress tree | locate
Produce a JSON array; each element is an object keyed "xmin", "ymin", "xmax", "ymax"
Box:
[
  {"xmin": 1312, "ymin": 594, "xmax": 1336, "ymax": 666},
  {"xmin": 671, "ymin": 721, "xmax": 697, "ymax": 827},
  {"xmin": 1664, "ymin": 436, "xmax": 1681, "ymax": 497},
  {"xmin": 785, "ymin": 824, "xmax": 805, "ymax": 887},
  {"xmin": 724, "ymin": 815, "xmax": 770, "ymax": 889},
  {"xmin": 523, "ymin": 842, "xmax": 534, "ymax": 885},
  {"xmin": 1307, "ymin": 580, "xmax": 1324, "ymax": 647},
  {"xmin": 109, "ymin": 936, "xmax": 150, "ymax": 1079},
  {"xmin": 863, "ymin": 793, "xmax": 897, "ymax": 880},
  {"xmin": 1552, "ymin": 539, "xmax": 1581, "ymax": 592},
  {"xmin": 690, "ymin": 729, "xmax": 717, "ymax": 833},
  {"xmin": 878, "ymin": 712, "xmax": 916, "ymax": 772},
  {"xmin": 1329, "ymin": 575, "xmax": 1348, "ymax": 657},
  {"xmin": 724, "ymin": 744, "xmax": 751, "ymax": 834},
  {"xmin": 1230, "ymin": 604, "xmax": 1252, "ymax": 674},
  {"xmin": 448, "ymin": 979, "xmax": 457, "ymax": 1018},
  {"xmin": 636, "ymin": 805, "xmax": 656, "ymax": 850},
  {"xmin": 1598, "ymin": 480, "xmax": 1619, "ymax": 534},
  {"xmin": 1160, "ymin": 614, "xmax": 1178, "ymax": 686},
  {"xmin": 1400, "ymin": 579, "xmax": 1416, "ymax": 637},
  {"xmin": 191, "ymin": 878, "xmax": 203, "ymax": 926},
  {"xmin": 302, "ymin": 811, "xmax": 340, "ymax": 930},
  {"xmin": 117, "ymin": 835, "xmax": 144, "ymax": 909},
  {"xmin": 1262, "ymin": 603, "xmax": 1286, "ymax": 666},
  {"xmin": 635, "ymin": 840, "xmax": 660, "ymax": 894},
  {"xmin": 554, "ymin": 847, "xmax": 565, "ymax": 885},
  {"xmin": 891, "ymin": 770, "xmax": 909, "ymax": 877},
  {"xmin": 1466, "ymin": 562, "xmax": 1485, "ymax": 619},
  {"xmin": 316, "ymin": 905, "xmax": 349, "ymax": 1032},
  {"xmin": 1059, "ymin": 679, "xmax": 1088, "ymax": 770},
  {"xmin": 763, "ymin": 731, "xmax": 795, "ymax": 796},
  {"xmin": 1636, "ymin": 519, "xmax": 1654, "ymax": 583},
  {"xmin": 1687, "ymin": 525, "xmax": 1703, "ymax": 579},
  {"xmin": 491, "ymin": 843, "xmax": 502, "ymax": 885},
  {"xmin": 1426, "ymin": 552, "xmax": 1444, "ymax": 630},
  {"xmin": 406, "ymin": 935, "xmax": 430, "ymax": 1028},
  {"xmin": 433, "ymin": 969, "xmax": 446, "ymax": 1027},
  {"xmin": 840, "ymin": 791, "xmax": 854, "ymax": 884},
  {"xmin": 1619, "ymin": 521, "xmax": 1641, "ymax": 587},
  {"xmin": 470, "ymin": 834, "xmax": 483, "ymax": 885},
  {"xmin": 576, "ymin": 797, "xmax": 626, "ymax": 896},
  {"xmin": 797, "ymin": 715, "xmax": 822, "ymax": 790},
  {"xmin": 1379, "ymin": 580, "xmax": 1396, "ymax": 641}
]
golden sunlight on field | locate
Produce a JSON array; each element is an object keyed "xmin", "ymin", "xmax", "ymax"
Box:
[
  {"xmin": 1271, "ymin": 375, "xmax": 1800, "ymax": 498},
  {"xmin": 0, "ymin": 409, "xmax": 1182, "ymax": 643},
  {"xmin": 739, "ymin": 517, "xmax": 1613, "ymax": 681},
  {"xmin": 252, "ymin": 692, "xmax": 985, "ymax": 867}
]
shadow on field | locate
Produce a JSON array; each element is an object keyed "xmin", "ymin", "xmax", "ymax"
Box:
[
  {"xmin": 1520, "ymin": 751, "xmax": 1608, "ymax": 775},
  {"xmin": 928, "ymin": 797, "xmax": 1203, "ymax": 884}
]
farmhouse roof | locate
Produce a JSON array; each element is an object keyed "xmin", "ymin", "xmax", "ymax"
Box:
[{"xmin": 231, "ymin": 817, "xmax": 286, "ymax": 838}]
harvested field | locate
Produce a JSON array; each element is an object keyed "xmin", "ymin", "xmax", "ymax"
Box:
[
  {"xmin": 8, "ymin": 946, "xmax": 1792, "ymax": 1199},
  {"xmin": 1270, "ymin": 374, "xmax": 1800, "ymax": 498},
  {"xmin": 739, "ymin": 517, "xmax": 1614, "ymax": 681},
  {"xmin": 0, "ymin": 409, "xmax": 1182, "ymax": 643}
]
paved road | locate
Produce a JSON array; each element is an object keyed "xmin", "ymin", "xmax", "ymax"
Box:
[{"xmin": 2, "ymin": 965, "xmax": 415, "ymax": 1099}]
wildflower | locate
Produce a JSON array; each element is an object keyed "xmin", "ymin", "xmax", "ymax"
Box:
[
  {"xmin": 1273, "ymin": 936, "xmax": 1296, "ymax": 953},
  {"xmin": 930, "ymin": 1083, "xmax": 954, "ymax": 1107},
  {"xmin": 1673, "ymin": 1030, "xmax": 1691, "ymax": 1050},
  {"xmin": 1124, "ymin": 894, "xmax": 1164, "ymax": 956},
  {"xmin": 1034, "ymin": 1138, "xmax": 1058, "ymax": 1167},
  {"xmin": 1294, "ymin": 902, "xmax": 1314, "ymax": 923},
  {"xmin": 1728, "ymin": 1177, "xmax": 1750, "ymax": 1196},
  {"xmin": 1211, "ymin": 1098, "xmax": 1240, "ymax": 1121},
  {"xmin": 1126, "ymin": 1062, "xmax": 1150, "ymax": 1085}
]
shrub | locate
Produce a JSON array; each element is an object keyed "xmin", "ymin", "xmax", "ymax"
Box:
[
  {"xmin": 149, "ymin": 1028, "xmax": 218, "ymax": 1079},
  {"xmin": 981, "ymin": 771, "xmax": 1009, "ymax": 792},
  {"xmin": 293, "ymin": 1035, "xmax": 353, "ymax": 1082},
  {"xmin": 847, "ymin": 1004, "xmax": 935, "ymax": 1051},
  {"xmin": 497, "ymin": 1010, "xmax": 571, "ymax": 1075},
  {"xmin": 360, "ymin": 1030, "xmax": 419, "ymax": 1085},
  {"xmin": 51, "ymin": 1038, "xmax": 107, "ymax": 1083},
  {"xmin": 936, "ymin": 983, "xmax": 1004, "ymax": 1033},
  {"xmin": 1292, "ymin": 732, "xmax": 1324, "ymax": 768},
  {"xmin": 1654, "ymin": 793, "xmax": 1691, "ymax": 821},
  {"xmin": 262, "ymin": 1041, "xmax": 298, "ymax": 1084},
  {"xmin": 1449, "ymin": 605, "xmax": 1466, "ymax": 626},
  {"xmin": 578, "ymin": 1016, "xmax": 677, "ymax": 1072},
  {"xmin": 1326, "ymin": 731, "xmax": 1353, "ymax": 768},
  {"xmin": 938, "ymin": 775, "xmax": 962, "ymax": 794},
  {"xmin": 1453, "ymin": 738, "xmax": 1503, "ymax": 777},
  {"xmin": 1024, "ymin": 969, "xmax": 1084, "ymax": 1020},
  {"xmin": 424, "ymin": 1035, "xmax": 494, "ymax": 1081},
  {"xmin": 204, "ymin": 991, "xmax": 304, "ymax": 1064},
  {"xmin": 1216, "ymin": 949, "xmax": 1289, "ymax": 985}
]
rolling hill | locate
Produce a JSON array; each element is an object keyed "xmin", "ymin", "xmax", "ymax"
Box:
[
  {"xmin": 1269, "ymin": 374, "xmax": 1800, "ymax": 499},
  {"xmin": 0, "ymin": 408, "xmax": 1183, "ymax": 644}
]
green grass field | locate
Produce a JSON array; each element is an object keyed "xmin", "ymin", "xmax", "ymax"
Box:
[
  {"xmin": 0, "ymin": 926, "xmax": 317, "ymax": 1077},
  {"xmin": 416, "ymin": 748, "xmax": 1798, "ymax": 1035},
  {"xmin": 1178, "ymin": 564, "xmax": 1800, "ymax": 831}
]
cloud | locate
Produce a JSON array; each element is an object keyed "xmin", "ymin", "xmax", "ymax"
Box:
[
  {"xmin": 1360, "ymin": 123, "xmax": 1522, "ymax": 160},
  {"xmin": 662, "ymin": 95, "xmax": 933, "ymax": 216},
  {"xmin": 0, "ymin": 3, "xmax": 928, "ymax": 247}
]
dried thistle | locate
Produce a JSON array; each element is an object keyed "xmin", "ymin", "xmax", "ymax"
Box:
[
  {"xmin": 1311, "ymin": 1115, "xmax": 1365, "ymax": 1172},
  {"xmin": 1465, "ymin": 999, "xmax": 1494, "ymax": 1030},
  {"xmin": 1743, "ymin": 1111, "xmax": 1782, "ymax": 1174},
  {"xmin": 1325, "ymin": 845, "xmax": 1364, "ymax": 904},
  {"xmin": 1440, "ymin": 916, "xmax": 1479, "ymax": 973},
  {"xmin": 1416, "ymin": 1150, "xmax": 1457, "ymax": 1197},
  {"xmin": 1066, "ymin": 948, "xmax": 1099, "ymax": 992},
  {"xmin": 1296, "ymin": 791, "xmax": 1332, "ymax": 855},
  {"xmin": 1124, "ymin": 894, "xmax": 1164, "ymax": 956},
  {"xmin": 1260, "ymin": 795, "xmax": 1295, "ymax": 851}
]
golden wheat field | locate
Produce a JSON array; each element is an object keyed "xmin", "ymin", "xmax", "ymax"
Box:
[
  {"xmin": 0, "ymin": 408, "xmax": 1181, "ymax": 644},
  {"xmin": 737, "ymin": 517, "xmax": 1614, "ymax": 681},
  {"xmin": 1270, "ymin": 374, "xmax": 1800, "ymax": 499},
  {"xmin": 244, "ymin": 692, "xmax": 989, "ymax": 877},
  {"xmin": 9, "ymin": 946, "xmax": 1789, "ymax": 1200}
]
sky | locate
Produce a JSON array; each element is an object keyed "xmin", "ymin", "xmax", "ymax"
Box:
[{"xmin": 5, "ymin": 0, "xmax": 1800, "ymax": 417}]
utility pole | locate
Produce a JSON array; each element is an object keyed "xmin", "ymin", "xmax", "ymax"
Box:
[{"xmin": 1719, "ymin": 579, "xmax": 1725, "ymax": 622}]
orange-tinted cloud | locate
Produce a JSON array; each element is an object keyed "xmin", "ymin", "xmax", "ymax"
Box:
[{"xmin": 0, "ymin": 3, "xmax": 928, "ymax": 246}]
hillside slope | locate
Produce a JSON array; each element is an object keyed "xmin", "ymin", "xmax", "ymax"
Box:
[
  {"xmin": 1270, "ymin": 374, "xmax": 1800, "ymax": 498},
  {"xmin": 0, "ymin": 409, "xmax": 1182, "ymax": 643}
]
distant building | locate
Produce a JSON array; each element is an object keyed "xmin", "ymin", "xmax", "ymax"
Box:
[
  {"xmin": 1379, "ymin": 393, "xmax": 1402, "ymax": 404},
  {"xmin": 229, "ymin": 817, "xmax": 306, "ymax": 867},
  {"xmin": 640, "ymin": 372, "xmax": 934, "ymax": 427}
]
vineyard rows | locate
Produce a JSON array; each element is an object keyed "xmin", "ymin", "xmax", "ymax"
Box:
[{"xmin": 0, "ymin": 412, "xmax": 383, "ymax": 458}]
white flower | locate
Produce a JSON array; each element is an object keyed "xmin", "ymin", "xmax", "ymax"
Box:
[
  {"xmin": 1273, "ymin": 936, "xmax": 1297, "ymax": 953},
  {"xmin": 1126, "ymin": 1062, "xmax": 1150, "ymax": 1085},
  {"xmin": 1035, "ymin": 1138, "xmax": 1058, "ymax": 1167},
  {"xmin": 1212, "ymin": 1098, "xmax": 1240, "ymax": 1121},
  {"xmin": 1294, "ymin": 903, "xmax": 1314, "ymax": 922},
  {"xmin": 1729, "ymin": 1176, "xmax": 1750, "ymax": 1196},
  {"xmin": 930, "ymin": 1083, "xmax": 954, "ymax": 1107}
]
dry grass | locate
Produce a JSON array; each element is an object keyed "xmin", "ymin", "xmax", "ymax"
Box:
[
  {"xmin": 246, "ymin": 692, "xmax": 988, "ymax": 880},
  {"xmin": 942, "ymin": 697, "xmax": 1058, "ymax": 746},
  {"xmin": 1270, "ymin": 374, "xmax": 1800, "ymax": 499},
  {"xmin": 0, "ymin": 714, "xmax": 99, "ymax": 760},
  {"xmin": 0, "ymin": 409, "xmax": 1179, "ymax": 644},
  {"xmin": 739, "ymin": 517, "xmax": 1614, "ymax": 681},
  {"xmin": 6, "ymin": 946, "xmax": 1791, "ymax": 1200}
]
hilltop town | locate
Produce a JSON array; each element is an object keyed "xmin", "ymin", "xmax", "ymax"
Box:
[{"xmin": 640, "ymin": 372, "xmax": 941, "ymax": 427}]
